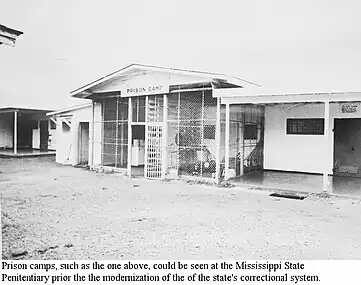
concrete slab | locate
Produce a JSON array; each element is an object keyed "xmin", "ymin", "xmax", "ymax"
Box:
[
  {"xmin": 0, "ymin": 149, "xmax": 55, "ymax": 158},
  {"xmin": 231, "ymin": 170, "xmax": 361, "ymax": 197}
]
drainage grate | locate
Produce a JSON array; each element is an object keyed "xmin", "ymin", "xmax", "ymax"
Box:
[{"xmin": 269, "ymin": 192, "xmax": 306, "ymax": 200}]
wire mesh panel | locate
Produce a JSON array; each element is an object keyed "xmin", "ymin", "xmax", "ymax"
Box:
[
  {"xmin": 167, "ymin": 89, "xmax": 218, "ymax": 180},
  {"xmin": 148, "ymin": 95, "xmax": 164, "ymax": 123},
  {"xmin": 96, "ymin": 97, "xmax": 129, "ymax": 169},
  {"xmin": 222, "ymin": 104, "xmax": 264, "ymax": 179},
  {"xmin": 145, "ymin": 125, "xmax": 163, "ymax": 179}
]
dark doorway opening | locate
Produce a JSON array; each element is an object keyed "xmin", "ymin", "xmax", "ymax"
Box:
[
  {"xmin": 131, "ymin": 125, "xmax": 146, "ymax": 177},
  {"xmin": 334, "ymin": 118, "xmax": 361, "ymax": 177},
  {"xmin": 39, "ymin": 120, "xmax": 49, "ymax": 151},
  {"xmin": 79, "ymin": 122, "xmax": 89, "ymax": 165},
  {"xmin": 17, "ymin": 114, "xmax": 36, "ymax": 149}
]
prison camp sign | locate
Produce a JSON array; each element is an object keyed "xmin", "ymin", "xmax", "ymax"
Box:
[{"xmin": 121, "ymin": 83, "xmax": 169, "ymax": 97}]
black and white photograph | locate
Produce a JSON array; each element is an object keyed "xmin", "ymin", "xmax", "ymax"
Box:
[{"xmin": 1, "ymin": 0, "xmax": 361, "ymax": 283}]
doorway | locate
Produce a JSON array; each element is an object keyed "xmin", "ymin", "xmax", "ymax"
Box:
[
  {"xmin": 131, "ymin": 125, "xmax": 146, "ymax": 177},
  {"xmin": 39, "ymin": 120, "xmax": 49, "ymax": 151},
  {"xmin": 334, "ymin": 118, "xmax": 361, "ymax": 177},
  {"xmin": 79, "ymin": 122, "xmax": 89, "ymax": 165}
]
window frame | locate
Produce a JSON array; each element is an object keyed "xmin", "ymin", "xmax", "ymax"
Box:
[{"xmin": 286, "ymin": 118, "xmax": 325, "ymax": 135}]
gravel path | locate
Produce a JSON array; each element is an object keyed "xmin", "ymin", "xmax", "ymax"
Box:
[{"xmin": 2, "ymin": 157, "xmax": 361, "ymax": 260}]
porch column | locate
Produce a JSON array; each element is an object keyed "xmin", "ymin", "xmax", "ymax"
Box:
[
  {"xmin": 322, "ymin": 101, "xmax": 331, "ymax": 192},
  {"xmin": 89, "ymin": 100, "xmax": 95, "ymax": 169},
  {"xmin": 127, "ymin": 97, "xmax": 132, "ymax": 177},
  {"xmin": 144, "ymin": 96, "xmax": 149, "ymax": 177},
  {"xmin": 161, "ymin": 94, "xmax": 168, "ymax": 179},
  {"xmin": 215, "ymin": 97, "xmax": 221, "ymax": 183},
  {"xmin": 239, "ymin": 109, "xmax": 244, "ymax": 176},
  {"xmin": 224, "ymin": 103, "xmax": 230, "ymax": 180},
  {"xmin": 13, "ymin": 111, "xmax": 17, "ymax": 155}
]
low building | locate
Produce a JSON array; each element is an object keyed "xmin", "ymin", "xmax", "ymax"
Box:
[
  {"xmin": 218, "ymin": 89, "xmax": 361, "ymax": 192},
  {"xmin": 0, "ymin": 107, "xmax": 56, "ymax": 157},
  {"xmin": 68, "ymin": 63, "xmax": 361, "ymax": 194},
  {"xmin": 47, "ymin": 104, "xmax": 93, "ymax": 165},
  {"xmin": 70, "ymin": 63, "xmax": 260, "ymax": 182}
]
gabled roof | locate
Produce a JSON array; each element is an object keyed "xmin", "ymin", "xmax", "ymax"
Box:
[
  {"xmin": 46, "ymin": 103, "xmax": 92, "ymax": 116},
  {"xmin": 71, "ymin": 63, "xmax": 260, "ymax": 98}
]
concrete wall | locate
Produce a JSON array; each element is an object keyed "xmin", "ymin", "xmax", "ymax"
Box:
[
  {"xmin": 0, "ymin": 114, "xmax": 13, "ymax": 148},
  {"xmin": 264, "ymin": 102, "xmax": 361, "ymax": 174},
  {"xmin": 54, "ymin": 105, "xmax": 98, "ymax": 165}
]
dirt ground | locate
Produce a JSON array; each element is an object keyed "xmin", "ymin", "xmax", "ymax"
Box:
[{"xmin": 2, "ymin": 156, "xmax": 361, "ymax": 260}]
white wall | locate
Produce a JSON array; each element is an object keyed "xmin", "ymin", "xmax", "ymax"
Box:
[
  {"xmin": 53, "ymin": 104, "xmax": 100, "ymax": 165},
  {"xmin": 32, "ymin": 127, "xmax": 40, "ymax": 149},
  {"xmin": 264, "ymin": 102, "xmax": 361, "ymax": 174},
  {"xmin": 0, "ymin": 114, "xmax": 13, "ymax": 148}
]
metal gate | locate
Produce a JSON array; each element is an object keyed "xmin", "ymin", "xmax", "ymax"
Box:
[{"xmin": 145, "ymin": 124, "xmax": 163, "ymax": 179}]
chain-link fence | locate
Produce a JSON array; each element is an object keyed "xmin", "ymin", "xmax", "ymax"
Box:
[
  {"xmin": 223, "ymin": 104, "xmax": 264, "ymax": 179},
  {"xmin": 94, "ymin": 97, "xmax": 129, "ymax": 169},
  {"xmin": 167, "ymin": 89, "xmax": 218, "ymax": 180}
]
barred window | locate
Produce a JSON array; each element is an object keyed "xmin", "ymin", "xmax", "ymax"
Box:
[{"xmin": 286, "ymin": 119, "xmax": 324, "ymax": 135}]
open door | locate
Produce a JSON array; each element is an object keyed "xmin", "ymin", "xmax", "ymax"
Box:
[
  {"xmin": 39, "ymin": 120, "xmax": 49, "ymax": 151},
  {"xmin": 333, "ymin": 118, "xmax": 361, "ymax": 177},
  {"xmin": 79, "ymin": 122, "xmax": 89, "ymax": 165}
]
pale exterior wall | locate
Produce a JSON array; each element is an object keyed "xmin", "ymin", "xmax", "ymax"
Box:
[
  {"xmin": 48, "ymin": 121, "xmax": 57, "ymax": 150},
  {"xmin": 56, "ymin": 120, "xmax": 72, "ymax": 164},
  {"xmin": 0, "ymin": 115, "xmax": 13, "ymax": 148},
  {"xmin": 264, "ymin": 102, "xmax": 361, "ymax": 174},
  {"xmin": 53, "ymin": 105, "xmax": 95, "ymax": 165},
  {"xmin": 32, "ymin": 128, "xmax": 40, "ymax": 148}
]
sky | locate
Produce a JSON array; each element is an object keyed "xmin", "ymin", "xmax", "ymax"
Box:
[{"xmin": 1, "ymin": 0, "xmax": 361, "ymax": 110}]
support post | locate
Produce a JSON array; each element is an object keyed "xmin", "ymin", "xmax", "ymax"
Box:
[
  {"xmin": 89, "ymin": 99, "xmax": 95, "ymax": 169},
  {"xmin": 13, "ymin": 111, "xmax": 17, "ymax": 155},
  {"xmin": 144, "ymin": 96, "xmax": 149, "ymax": 178},
  {"xmin": 115, "ymin": 97, "xmax": 119, "ymax": 168},
  {"xmin": 127, "ymin": 97, "xmax": 132, "ymax": 178},
  {"xmin": 161, "ymin": 94, "xmax": 168, "ymax": 179},
  {"xmin": 239, "ymin": 108, "xmax": 244, "ymax": 176},
  {"xmin": 322, "ymin": 101, "xmax": 331, "ymax": 192},
  {"xmin": 215, "ymin": 97, "xmax": 221, "ymax": 183},
  {"xmin": 225, "ymin": 103, "xmax": 230, "ymax": 180}
]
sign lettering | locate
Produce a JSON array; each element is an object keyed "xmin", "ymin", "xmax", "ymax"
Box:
[
  {"xmin": 122, "ymin": 84, "xmax": 169, "ymax": 97},
  {"xmin": 340, "ymin": 103, "xmax": 360, "ymax": 114}
]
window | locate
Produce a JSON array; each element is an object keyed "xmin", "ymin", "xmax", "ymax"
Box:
[
  {"xmin": 286, "ymin": 119, "xmax": 324, "ymax": 135},
  {"xmin": 244, "ymin": 124, "xmax": 258, "ymax": 140},
  {"xmin": 203, "ymin": 125, "xmax": 215, "ymax": 139}
]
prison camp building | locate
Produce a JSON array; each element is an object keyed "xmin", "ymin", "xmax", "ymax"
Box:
[
  {"xmin": 0, "ymin": 107, "xmax": 56, "ymax": 157},
  {"xmin": 68, "ymin": 64, "xmax": 261, "ymax": 182},
  {"xmin": 64, "ymin": 63, "xmax": 361, "ymax": 193}
]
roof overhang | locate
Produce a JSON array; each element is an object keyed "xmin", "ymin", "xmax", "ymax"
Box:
[
  {"xmin": 0, "ymin": 24, "xmax": 23, "ymax": 46},
  {"xmin": 0, "ymin": 107, "xmax": 52, "ymax": 115},
  {"xmin": 216, "ymin": 88, "xmax": 361, "ymax": 104},
  {"xmin": 46, "ymin": 103, "xmax": 92, "ymax": 117},
  {"xmin": 70, "ymin": 64, "xmax": 259, "ymax": 99}
]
